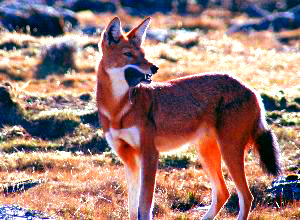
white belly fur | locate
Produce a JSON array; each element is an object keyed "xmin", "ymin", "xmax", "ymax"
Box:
[
  {"xmin": 105, "ymin": 124, "xmax": 211, "ymax": 153},
  {"xmin": 154, "ymin": 125, "xmax": 210, "ymax": 152}
]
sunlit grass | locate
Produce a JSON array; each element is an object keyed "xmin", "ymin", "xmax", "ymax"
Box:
[{"xmin": 0, "ymin": 10, "xmax": 299, "ymax": 220}]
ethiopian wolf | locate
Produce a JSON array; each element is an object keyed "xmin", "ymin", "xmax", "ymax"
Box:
[{"xmin": 96, "ymin": 17, "xmax": 281, "ymax": 220}]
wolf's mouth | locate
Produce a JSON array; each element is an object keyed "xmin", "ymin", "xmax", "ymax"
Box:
[
  {"xmin": 144, "ymin": 74, "xmax": 152, "ymax": 83},
  {"xmin": 125, "ymin": 67, "xmax": 152, "ymax": 87}
]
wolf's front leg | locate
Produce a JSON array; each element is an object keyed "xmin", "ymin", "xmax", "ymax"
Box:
[
  {"xmin": 125, "ymin": 162, "xmax": 141, "ymax": 219},
  {"xmin": 138, "ymin": 129, "xmax": 159, "ymax": 220},
  {"xmin": 115, "ymin": 140, "xmax": 141, "ymax": 219}
]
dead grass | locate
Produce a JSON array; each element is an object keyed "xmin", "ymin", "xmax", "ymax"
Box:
[
  {"xmin": 0, "ymin": 10, "xmax": 299, "ymax": 220},
  {"xmin": 150, "ymin": 31, "xmax": 300, "ymax": 89},
  {"xmin": 0, "ymin": 125, "xmax": 298, "ymax": 219},
  {"xmin": 0, "ymin": 152, "xmax": 298, "ymax": 219}
]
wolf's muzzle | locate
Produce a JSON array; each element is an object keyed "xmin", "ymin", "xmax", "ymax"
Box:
[{"xmin": 150, "ymin": 65, "xmax": 159, "ymax": 74}]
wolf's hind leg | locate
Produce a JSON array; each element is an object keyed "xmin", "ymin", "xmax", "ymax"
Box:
[
  {"xmin": 218, "ymin": 134, "xmax": 253, "ymax": 220},
  {"xmin": 195, "ymin": 129, "xmax": 230, "ymax": 219}
]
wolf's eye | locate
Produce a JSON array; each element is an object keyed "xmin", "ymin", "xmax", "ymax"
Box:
[{"xmin": 123, "ymin": 52, "xmax": 133, "ymax": 57}]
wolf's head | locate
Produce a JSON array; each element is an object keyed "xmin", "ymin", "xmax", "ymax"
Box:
[{"xmin": 99, "ymin": 17, "xmax": 158, "ymax": 90}]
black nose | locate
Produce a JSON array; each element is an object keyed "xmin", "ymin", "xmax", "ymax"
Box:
[{"xmin": 150, "ymin": 65, "xmax": 159, "ymax": 74}]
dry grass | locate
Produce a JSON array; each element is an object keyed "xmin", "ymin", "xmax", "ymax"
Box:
[{"xmin": 0, "ymin": 10, "xmax": 299, "ymax": 220}]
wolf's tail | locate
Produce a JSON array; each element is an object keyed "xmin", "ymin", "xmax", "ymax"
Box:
[{"xmin": 254, "ymin": 110, "xmax": 281, "ymax": 176}]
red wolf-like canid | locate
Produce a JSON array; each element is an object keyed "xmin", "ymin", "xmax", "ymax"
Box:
[{"xmin": 96, "ymin": 17, "xmax": 281, "ymax": 220}]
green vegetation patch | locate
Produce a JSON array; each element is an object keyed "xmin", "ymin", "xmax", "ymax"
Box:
[
  {"xmin": 23, "ymin": 109, "xmax": 80, "ymax": 140},
  {"xmin": 0, "ymin": 82, "xmax": 107, "ymax": 154},
  {"xmin": 267, "ymin": 111, "xmax": 300, "ymax": 126},
  {"xmin": 63, "ymin": 124, "xmax": 108, "ymax": 154},
  {"xmin": 261, "ymin": 88, "xmax": 300, "ymax": 112},
  {"xmin": 171, "ymin": 191, "xmax": 200, "ymax": 212},
  {"xmin": 159, "ymin": 149, "xmax": 198, "ymax": 169},
  {"xmin": 0, "ymin": 82, "xmax": 24, "ymax": 126},
  {"xmin": 0, "ymin": 125, "xmax": 27, "ymax": 141},
  {"xmin": 0, "ymin": 137, "xmax": 62, "ymax": 153},
  {"xmin": 0, "ymin": 151, "xmax": 113, "ymax": 173},
  {"xmin": 261, "ymin": 87, "xmax": 300, "ymax": 126}
]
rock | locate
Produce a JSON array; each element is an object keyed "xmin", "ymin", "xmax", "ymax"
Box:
[
  {"xmin": 82, "ymin": 41, "xmax": 99, "ymax": 49},
  {"xmin": 228, "ymin": 5, "xmax": 300, "ymax": 34},
  {"xmin": 0, "ymin": 2, "xmax": 78, "ymax": 36},
  {"xmin": 195, "ymin": 0, "xmax": 209, "ymax": 9},
  {"xmin": 120, "ymin": 0, "xmax": 173, "ymax": 16},
  {"xmin": 146, "ymin": 29, "xmax": 170, "ymax": 43},
  {"xmin": 66, "ymin": 0, "xmax": 117, "ymax": 13},
  {"xmin": 3, "ymin": 179, "xmax": 42, "ymax": 195},
  {"xmin": 80, "ymin": 110, "xmax": 100, "ymax": 128},
  {"xmin": 0, "ymin": 82, "xmax": 14, "ymax": 107},
  {"xmin": 289, "ymin": 5, "xmax": 300, "ymax": 15},
  {"xmin": 269, "ymin": 12, "xmax": 300, "ymax": 32},
  {"xmin": 174, "ymin": 38, "xmax": 199, "ymax": 49},
  {"xmin": 286, "ymin": 174, "xmax": 299, "ymax": 181},
  {"xmin": 0, "ymin": 41, "xmax": 22, "ymax": 51},
  {"xmin": 287, "ymin": 0, "xmax": 300, "ymax": 10},
  {"xmin": 286, "ymin": 104, "xmax": 300, "ymax": 112},
  {"xmin": 242, "ymin": 4, "xmax": 270, "ymax": 18},
  {"xmin": 0, "ymin": 204, "xmax": 54, "ymax": 219},
  {"xmin": 81, "ymin": 26, "xmax": 103, "ymax": 36},
  {"xmin": 268, "ymin": 175, "xmax": 300, "ymax": 206}
]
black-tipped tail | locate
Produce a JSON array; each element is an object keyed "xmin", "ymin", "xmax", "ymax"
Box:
[{"xmin": 255, "ymin": 130, "xmax": 281, "ymax": 176}]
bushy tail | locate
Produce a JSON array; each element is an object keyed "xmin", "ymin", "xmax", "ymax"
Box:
[{"xmin": 254, "ymin": 122, "xmax": 281, "ymax": 176}]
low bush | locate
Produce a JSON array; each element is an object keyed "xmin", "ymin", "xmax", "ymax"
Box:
[
  {"xmin": 35, "ymin": 40, "xmax": 77, "ymax": 79},
  {"xmin": 22, "ymin": 109, "xmax": 80, "ymax": 140}
]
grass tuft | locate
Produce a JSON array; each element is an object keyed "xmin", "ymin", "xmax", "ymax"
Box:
[
  {"xmin": 159, "ymin": 148, "xmax": 198, "ymax": 170},
  {"xmin": 35, "ymin": 40, "xmax": 77, "ymax": 79},
  {"xmin": 0, "ymin": 82, "xmax": 24, "ymax": 126},
  {"xmin": 171, "ymin": 191, "xmax": 200, "ymax": 212},
  {"xmin": 63, "ymin": 125, "xmax": 108, "ymax": 154},
  {"xmin": 23, "ymin": 109, "xmax": 80, "ymax": 140},
  {"xmin": 225, "ymin": 180, "xmax": 273, "ymax": 215}
]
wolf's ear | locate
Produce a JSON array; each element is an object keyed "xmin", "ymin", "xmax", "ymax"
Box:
[
  {"xmin": 103, "ymin": 17, "xmax": 122, "ymax": 45},
  {"xmin": 128, "ymin": 17, "xmax": 151, "ymax": 47}
]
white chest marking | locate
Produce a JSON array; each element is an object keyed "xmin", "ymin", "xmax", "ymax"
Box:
[
  {"xmin": 106, "ymin": 67, "xmax": 129, "ymax": 98},
  {"xmin": 106, "ymin": 65, "xmax": 150, "ymax": 99},
  {"xmin": 105, "ymin": 126, "xmax": 141, "ymax": 149}
]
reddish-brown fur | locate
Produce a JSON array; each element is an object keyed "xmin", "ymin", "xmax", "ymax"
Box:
[{"xmin": 96, "ymin": 17, "xmax": 281, "ymax": 220}]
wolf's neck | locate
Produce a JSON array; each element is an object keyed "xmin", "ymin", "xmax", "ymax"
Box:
[
  {"xmin": 97, "ymin": 66, "xmax": 131, "ymax": 121},
  {"xmin": 106, "ymin": 67, "xmax": 130, "ymax": 99}
]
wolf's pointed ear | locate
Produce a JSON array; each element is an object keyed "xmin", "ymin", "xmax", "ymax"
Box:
[
  {"xmin": 103, "ymin": 17, "xmax": 122, "ymax": 45},
  {"xmin": 128, "ymin": 17, "xmax": 151, "ymax": 47}
]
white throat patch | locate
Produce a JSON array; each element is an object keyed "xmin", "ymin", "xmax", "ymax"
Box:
[
  {"xmin": 106, "ymin": 65, "xmax": 149, "ymax": 98},
  {"xmin": 106, "ymin": 66, "xmax": 130, "ymax": 98}
]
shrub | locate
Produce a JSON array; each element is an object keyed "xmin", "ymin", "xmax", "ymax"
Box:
[
  {"xmin": 22, "ymin": 109, "xmax": 80, "ymax": 140},
  {"xmin": 35, "ymin": 40, "xmax": 77, "ymax": 79},
  {"xmin": 159, "ymin": 152, "xmax": 191, "ymax": 169},
  {"xmin": 171, "ymin": 191, "xmax": 200, "ymax": 212},
  {"xmin": 63, "ymin": 125, "xmax": 109, "ymax": 154},
  {"xmin": 0, "ymin": 82, "xmax": 24, "ymax": 126}
]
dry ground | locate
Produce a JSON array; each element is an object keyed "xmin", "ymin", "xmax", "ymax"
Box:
[{"xmin": 0, "ymin": 10, "xmax": 299, "ymax": 219}]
